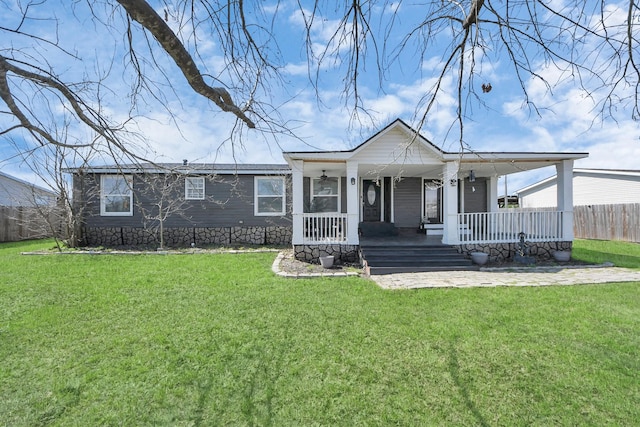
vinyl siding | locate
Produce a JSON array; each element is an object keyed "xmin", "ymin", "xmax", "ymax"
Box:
[
  {"xmin": 78, "ymin": 173, "xmax": 292, "ymax": 228},
  {"xmin": 519, "ymin": 171, "xmax": 640, "ymax": 208},
  {"xmin": 463, "ymin": 178, "xmax": 487, "ymax": 213},
  {"xmin": 341, "ymin": 178, "xmax": 347, "ymax": 213},
  {"xmin": 303, "ymin": 177, "xmax": 310, "ymax": 212},
  {"xmin": 350, "ymin": 127, "xmax": 442, "ymax": 165},
  {"xmin": 572, "ymin": 174, "xmax": 640, "ymax": 205},
  {"xmin": 393, "ymin": 177, "xmax": 422, "ymax": 227}
]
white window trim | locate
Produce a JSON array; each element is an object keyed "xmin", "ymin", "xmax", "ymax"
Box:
[
  {"xmin": 311, "ymin": 176, "xmax": 341, "ymax": 213},
  {"xmin": 185, "ymin": 176, "xmax": 205, "ymax": 200},
  {"xmin": 100, "ymin": 174, "xmax": 133, "ymax": 216},
  {"xmin": 254, "ymin": 176, "xmax": 286, "ymax": 216}
]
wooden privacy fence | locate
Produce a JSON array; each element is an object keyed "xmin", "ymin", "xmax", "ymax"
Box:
[
  {"xmin": 0, "ymin": 206, "xmax": 63, "ymax": 242},
  {"xmin": 573, "ymin": 203, "xmax": 640, "ymax": 243}
]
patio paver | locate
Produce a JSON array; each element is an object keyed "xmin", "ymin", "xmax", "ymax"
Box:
[{"xmin": 369, "ymin": 264, "xmax": 640, "ymax": 289}]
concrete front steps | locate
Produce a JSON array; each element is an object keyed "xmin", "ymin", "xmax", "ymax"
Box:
[{"xmin": 361, "ymin": 244, "xmax": 478, "ymax": 275}]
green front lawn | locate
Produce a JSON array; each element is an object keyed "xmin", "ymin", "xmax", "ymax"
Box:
[
  {"xmin": 1, "ymin": 239, "xmax": 638, "ymax": 425},
  {"xmin": 573, "ymin": 238, "xmax": 640, "ymax": 268}
]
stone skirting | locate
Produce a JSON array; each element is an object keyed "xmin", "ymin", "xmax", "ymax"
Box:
[
  {"xmin": 293, "ymin": 244, "xmax": 360, "ymax": 264},
  {"xmin": 82, "ymin": 226, "xmax": 292, "ymax": 247},
  {"xmin": 458, "ymin": 241, "xmax": 573, "ymax": 262}
]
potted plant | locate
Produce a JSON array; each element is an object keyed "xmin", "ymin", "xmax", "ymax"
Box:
[
  {"xmin": 552, "ymin": 250, "xmax": 571, "ymax": 262},
  {"xmin": 470, "ymin": 252, "xmax": 489, "ymax": 265},
  {"xmin": 319, "ymin": 255, "xmax": 334, "ymax": 268}
]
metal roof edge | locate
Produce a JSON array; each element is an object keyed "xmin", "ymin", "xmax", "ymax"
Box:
[
  {"xmin": 0, "ymin": 170, "xmax": 57, "ymax": 196},
  {"xmin": 64, "ymin": 163, "xmax": 291, "ymax": 175}
]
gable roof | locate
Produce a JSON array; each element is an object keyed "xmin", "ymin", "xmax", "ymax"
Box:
[
  {"xmin": 353, "ymin": 118, "xmax": 444, "ymax": 155},
  {"xmin": 283, "ymin": 118, "xmax": 589, "ymax": 177},
  {"xmin": 64, "ymin": 120, "xmax": 589, "ymax": 180},
  {"xmin": 282, "ymin": 118, "xmax": 443, "ymax": 161},
  {"xmin": 0, "ymin": 170, "xmax": 57, "ymax": 196},
  {"xmin": 0, "ymin": 170, "xmax": 57, "ymax": 206}
]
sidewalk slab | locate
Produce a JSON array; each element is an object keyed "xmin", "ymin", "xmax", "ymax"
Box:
[{"xmin": 370, "ymin": 266, "xmax": 640, "ymax": 289}]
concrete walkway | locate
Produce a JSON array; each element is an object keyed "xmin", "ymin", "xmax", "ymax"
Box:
[{"xmin": 370, "ymin": 264, "xmax": 640, "ymax": 289}]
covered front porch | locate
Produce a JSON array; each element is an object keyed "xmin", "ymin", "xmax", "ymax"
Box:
[
  {"xmin": 283, "ymin": 119, "xmax": 587, "ymax": 264},
  {"xmin": 294, "ymin": 208, "xmax": 572, "ymax": 246}
]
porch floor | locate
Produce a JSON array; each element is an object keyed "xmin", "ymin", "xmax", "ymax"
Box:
[
  {"xmin": 359, "ymin": 228, "xmax": 444, "ymax": 247},
  {"xmin": 360, "ymin": 233, "xmax": 443, "ymax": 247}
]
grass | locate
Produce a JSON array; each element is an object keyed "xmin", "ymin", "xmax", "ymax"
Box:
[
  {"xmin": 1, "ymin": 239, "xmax": 639, "ymax": 426},
  {"xmin": 572, "ymin": 238, "xmax": 640, "ymax": 268}
]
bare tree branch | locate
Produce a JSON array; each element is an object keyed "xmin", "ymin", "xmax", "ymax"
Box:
[
  {"xmin": 116, "ymin": 0, "xmax": 256, "ymax": 128},
  {"xmin": 1, "ymin": 0, "xmax": 638, "ymax": 185},
  {"xmin": 0, "ymin": 56, "xmax": 96, "ymax": 148},
  {"xmin": 462, "ymin": 0, "xmax": 484, "ymax": 30}
]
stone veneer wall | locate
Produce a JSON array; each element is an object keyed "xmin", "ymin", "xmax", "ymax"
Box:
[
  {"xmin": 82, "ymin": 226, "xmax": 292, "ymax": 247},
  {"xmin": 293, "ymin": 244, "xmax": 360, "ymax": 264},
  {"xmin": 458, "ymin": 241, "xmax": 573, "ymax": 262}
]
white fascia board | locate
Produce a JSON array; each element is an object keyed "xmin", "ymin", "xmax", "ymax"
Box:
[
  {"xmin": 515, "ymin": 175, "xmax": 557, "ymax": 195},
  {"xmin": 574, "ymin": 168, "xmax": 640, "ymax": 178},
  {"xmin": 443, "ymin": 152, "xmax": 589, "ymax": 162},
  {"xmin": 283, "ymin": 152, "xmax": 352, "ymax": 162}
]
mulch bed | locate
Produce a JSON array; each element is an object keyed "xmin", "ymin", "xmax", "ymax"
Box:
[{"xmin": 277, "ymin": 250, "xmax": 363, "ymax": 275}]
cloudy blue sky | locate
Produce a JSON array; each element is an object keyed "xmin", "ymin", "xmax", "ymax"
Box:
[{"xmin": 1, "ymin": 1, "xmax": 638, "ymax": 194}]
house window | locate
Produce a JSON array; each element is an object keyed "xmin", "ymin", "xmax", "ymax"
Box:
[
  {"xmin": 311, "ymin": 177, "xmax": 339, "ymax": 213},
  {"xmin": 185, "ymin": 177, "xmax": 205, "ymax": 200},
  {"xmin": 100, "ymin": 175, "xmax": 133, "ymax": 216},
  {"xmin": 255, "ymin": 176, "xmax": 286, "ymax": 215}
]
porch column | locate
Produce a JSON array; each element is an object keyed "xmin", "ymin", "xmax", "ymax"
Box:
[
  {"xmin": 442, "ymin": 161, "xmax": 459, "ymax": 244},
  {"xmin": 346, "ymin": 161, "xmax": 360, "ymax": 245},
  {"xmin": 487, "ymin": 175, "xmax": 499, "ymax": 212},
  {"xmin": 556, "ymin": 159, "xmax": 574, "ymax": 241},
  {"xmin": 291, "ymin": 160, "xmax": 304, "ymax": 245}
]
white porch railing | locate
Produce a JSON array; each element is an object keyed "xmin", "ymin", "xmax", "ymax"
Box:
[
  {"xmin": 302, "ymin": 213, "xmax": 348, "ymax": 243},
  {"xmin": 458, "ymin": 210, "xmax": 567, "ymax": 244}
]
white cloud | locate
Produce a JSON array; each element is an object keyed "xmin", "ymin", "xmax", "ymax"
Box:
[
  {"xmin": 387, "ymin": 2, "xmax": 401, "ymax": 14},
  {"xmin": 283, "ymin": 62, "xmax": 310, "ymax": 76},
  {"xmin": 365, "ymin": 94, "xmax": 405, "ymax": 119}
]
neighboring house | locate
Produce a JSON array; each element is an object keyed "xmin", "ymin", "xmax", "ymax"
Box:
[
  {"xmin": 517, "ymin": 169, "xmax": 640, "ymax": 208},
  {"xmin": 0, "ymin": 171, "xmax": 57, "ymax": 207},
  {"xmin": 67, "ymin": 119, "xmax": 588, "ymax": 263}
]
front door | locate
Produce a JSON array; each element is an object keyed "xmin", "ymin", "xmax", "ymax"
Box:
[
  {"xmin": 362, "ymin": 179, "xmax": 381, "ymax": 222},
  {"xmin": 424, "ymin": 180, "xmax": 443, "ymax": 223}
]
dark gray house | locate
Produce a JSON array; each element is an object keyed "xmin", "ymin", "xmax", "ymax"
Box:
[
  {"xmin": 68, "ymin": 119, "xmax": 588, "ymax": 268},
  {"xmin": 71, "ymin": 163, "xmax": 293, "ymax": 247}
]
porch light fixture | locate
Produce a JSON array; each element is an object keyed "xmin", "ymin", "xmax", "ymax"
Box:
[
  {"xmin": 320, "ymin": 170, "xmax": 328, "ymax": 181},
  {"xmin": 468, "ymin": 170, "xmax": 476, "ymax": 182},
  {"xmin": 351, "ymin": 177, "xmax": 356, "ymax": 185}
]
